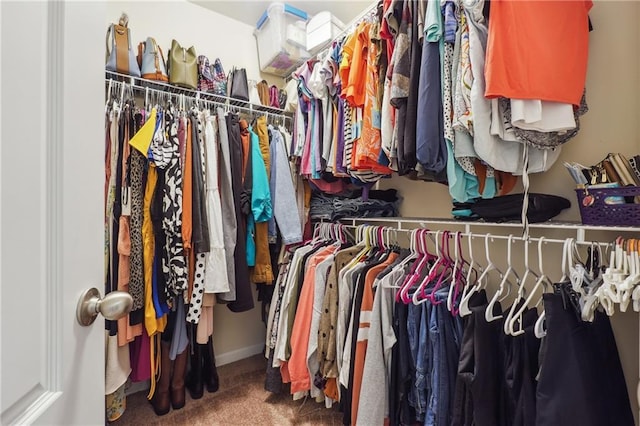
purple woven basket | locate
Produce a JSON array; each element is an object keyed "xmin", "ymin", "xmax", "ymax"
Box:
[{"xmin": 575, "ymin": 186, "xmax": 640, "ymax": 226}]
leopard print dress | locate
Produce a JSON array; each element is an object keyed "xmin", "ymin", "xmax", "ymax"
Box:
[{"xmin": 128, "ymin": 146, "xmax": 146, "ymax": 311}]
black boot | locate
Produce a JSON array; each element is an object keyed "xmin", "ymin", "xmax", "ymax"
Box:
[
  {"xmin": 185, "ymin": 337, "xmax": 204, "ymax": 399},
  {"xmin": 202, "ymin": 336, "xmax": 220, "ymax": 393}
]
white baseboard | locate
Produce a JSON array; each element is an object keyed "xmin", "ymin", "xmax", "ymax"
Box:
[
  {"xmin": 124, "ymin": 343, "xmax": 264, "ymax": 396},
  {"xmin": 215, "ymin": 343, "xmax": 264, "ymax": 366}
]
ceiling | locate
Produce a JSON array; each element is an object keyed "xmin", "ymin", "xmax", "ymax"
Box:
[{"xmin": 190, "ymin": 0, "xmax": 372, "ymax": 28}]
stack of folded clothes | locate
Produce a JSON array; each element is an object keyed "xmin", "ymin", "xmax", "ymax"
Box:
[{"xmin": 310, "ymin": 189, "xmax": 400, "ymax": 221}]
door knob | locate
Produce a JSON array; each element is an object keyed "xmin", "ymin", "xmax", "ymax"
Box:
[{"xmin": 76, "ymin": 287, "xmax": 133, "ymax": 326}]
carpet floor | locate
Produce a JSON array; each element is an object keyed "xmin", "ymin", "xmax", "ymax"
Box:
[{"xmin": 113, "ymin": 354, "xmax": 344, "ymax": 425}]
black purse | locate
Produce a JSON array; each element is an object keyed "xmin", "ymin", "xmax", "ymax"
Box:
[{"xmin": 228, "ymin": 67, "xmax": 249, "ymax": 101}]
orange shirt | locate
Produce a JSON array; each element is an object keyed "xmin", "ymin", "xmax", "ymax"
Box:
[
  {"xmin": 352, "ymin": 252, "xmax": 398, "ymax": 425},
  {"xmin": 288, "ymin": 245, "xmax": 338, "ymax": 394},
  {"xmin": 339, "ymin": 32, "xmax": 357, "ymax": 99},
  {"xmin": 354, "ymin": 22, "xmax": 392, "ymax": 175},
  {"xmin": 240, "ymin": 119, "xmax": 250, "ymax": 182},
  {"xmin": 349, "ymin": 23, "xmax": 370, "ymax": 107},
  {"xmin": 182, "ymin": 119, "xmax": 194, "ymax": 297},
  {"xmin": 182, "ymin": 118, "xmax": 193, "ymax": 251},
  {"xmin": 484, "ymin": 0, "xmax": 592, "ymax": 106}
]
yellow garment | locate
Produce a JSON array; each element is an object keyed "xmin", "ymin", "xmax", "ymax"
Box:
[
  {"xmin": 142, "ymin": 165, "xmax": 166, "ymax": 400},
  {"xmin": 129, "ymin": 108, "xmax": 157, "ymax": 155},
  {"xmin": 143, "ymin": 164, "xmax": 166, "ymax": 335}
]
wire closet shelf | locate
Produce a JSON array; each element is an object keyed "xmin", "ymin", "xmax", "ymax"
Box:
[{"xmin": 105, "ymin": 70, "xmax": 294, "ymax": 123}]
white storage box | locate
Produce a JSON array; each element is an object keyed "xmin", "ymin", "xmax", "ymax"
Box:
[
  {"xmin": 254, "ymin": 2, "xmax": 310, "ymax": 77},
  {"xmin": 306, "ymin": 11, "xmax": 345, "ymax": 55}
]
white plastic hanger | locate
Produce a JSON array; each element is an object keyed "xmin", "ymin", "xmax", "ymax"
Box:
[
  {"xmin": 618, "ymin": 239, "xmax": 639, "ymax": 312},
  {"xmin": 486, "ymin": 235, "xmax": 519, "ymax": 322},
  {"xmin": 532, "ymin": 239, "xmax": 555, "ymax": 338},
  {"xmin": 509, "ymin": 237, "xmax": 553, "ymax": 336},
  {"xmin": 600, "ymin": 237, "xmax": 627, "ymax": 315},
  {"xmin": 459, "ymin": 233, "xmax": 478, "ymax": 317},
  {"xmin": 581, "ymin": 242, "xmax": 606, "ymax": 321},
  {"xmin": 460, "ymin": 234, "xmax": 501, "ymax": 316},
  {"xmin": 534, "ymin": 237, "xmax": 571, "ymax": 339},
  {"xmin": 106, "ymin": 79, "xmax": 114, "ymax": 114},
  {"xmin": 503, "ymin": 237, "xmax": 539, "ymax": 335}
]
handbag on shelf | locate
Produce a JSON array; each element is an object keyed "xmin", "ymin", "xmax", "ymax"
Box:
[
  {"xmin": 105, "ymin": 13, "xmax": 141, "ymax": 77},
  {"xmin": 269, "ymin": 85, "xmax": 281, "ymax": 108},
  {"xmin": 210, "ymin": 58, "xmax": 227, "ymax": 96},
  {"xmin": 278, "ymin": 88, "xmax": 287, "ymax": 110},
  {"xmin": 197, "ymin": 55, "xmax": 216, "ymax": 92},
  {"xmin": 137, "ymin": 37, "xmax": 168, "ymax": 81},
  {"xmin": 248, "ymin": 80, "xmax": 262, "ymax": 105},
  {"xmin": 197, "ymin": 56, "xmax": 228, "ymax": 95},
  {"xmin": 168, "ymin": 39, "xmax": 198, "ymax": 90},
  {"xmin": 228, "ymin": 67, "xmax": 249, "ymax": 102},
  {"xmin": 256, "ymin": 80, "xmax": 270, "ymax": 106}
]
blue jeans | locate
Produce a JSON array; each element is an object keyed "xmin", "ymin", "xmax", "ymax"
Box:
[
  {"xmin": 426, "ymin": 288, "xmax": 462, "ymax": 426},
  {"xmin": 407, "ymin": 302, "xmax": 431, "ymax": 422}
]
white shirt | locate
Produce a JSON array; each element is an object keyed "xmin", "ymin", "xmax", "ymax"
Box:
[{"xmin": 203, "ymin": 112, "xmax": 229, "ymax": 293}]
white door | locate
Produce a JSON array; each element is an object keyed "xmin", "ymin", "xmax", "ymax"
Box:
[{"xmin": 1, "ymin": 1, "xmax": 107, "ymax": 424}]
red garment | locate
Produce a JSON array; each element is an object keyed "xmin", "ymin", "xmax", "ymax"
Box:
[
  {"xmin": 484, "ymin": 0, "xmax": 592, "ymax": 106},
  {"xmin": 379, "ymin": 0, "xmax": 395, "ymax": 62}
]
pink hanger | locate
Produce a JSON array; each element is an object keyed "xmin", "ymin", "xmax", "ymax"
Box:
[
  {"xmin": 399, "ymin": 229, "xmax": 432, "ymax": 303},
  {"xmin": 448, "ymin": 232, "xmax": 466, "ymax": 315},
  {"xmin": 428, "ymin": 231, "xmax": 454, "ymax": 305}
]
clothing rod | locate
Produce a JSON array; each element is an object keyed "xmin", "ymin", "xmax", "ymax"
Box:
[
  {"xmin": 338, "ymin": 223, "xmax": 614, "ymax": 249},
  {"xmin": 105, "ymin": 71, "xmax": 293, "ymax": 120}
]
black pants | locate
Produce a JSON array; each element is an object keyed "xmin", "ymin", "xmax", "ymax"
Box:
[
  {"xmin": 536, "ymin": 292, "xmax": 634, "ymax": 426},
  {"xmin": 225, "ymin": 113, "xmax": 254, "ymax": 313},
  {"xmin": 505, "ymin": 308, "xmax": 540, "ymax": 426},
  {"xmin": 454, "ymin": 290, "xmax": 510, "ymax": 426}
]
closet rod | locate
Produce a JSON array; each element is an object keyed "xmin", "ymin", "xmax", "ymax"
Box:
[
  {"xmin": 338, "ymin": 217, "xmax": 640, "ymax": 243},
  {"xmin": 105, "ymin": 71, "xmax": 293, "ymax": 122},
  {"xmin": 339, "ymin": 223, "xmax": 613, "ymax": 249}
]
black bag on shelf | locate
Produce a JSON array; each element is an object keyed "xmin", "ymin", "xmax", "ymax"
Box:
[
  {"xmin": 228, "ymin": 67, "xmax": 249, "ymax": 101},
  {"xmin": 466, "ymin": 193, "xmax": 571, "ymax": 223}
]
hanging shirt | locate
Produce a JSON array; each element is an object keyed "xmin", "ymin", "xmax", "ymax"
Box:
[
  {"xmin": 464, "ymin": 0, "xmax": 560, "ymax": 175},
  {"xmin": 416, "ymin": 0, "xmax": 448, "ymax": 179},
  {"xmin": 202, "ymin": 112, "xmax": 229, "ymax": 293},
  {"xmin": 484, "ymin": 0, "xmax": 593, "ymax": 106}
]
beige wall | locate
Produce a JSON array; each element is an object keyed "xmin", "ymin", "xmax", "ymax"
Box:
[{"xmin": 378, "ymin": 1, "xmax": 640, "ymax": 420}]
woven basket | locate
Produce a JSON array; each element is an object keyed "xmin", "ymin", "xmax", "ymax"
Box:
[{"xmin": 575, "ymin": 186, "xmax": 640, "ymax": 226}]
